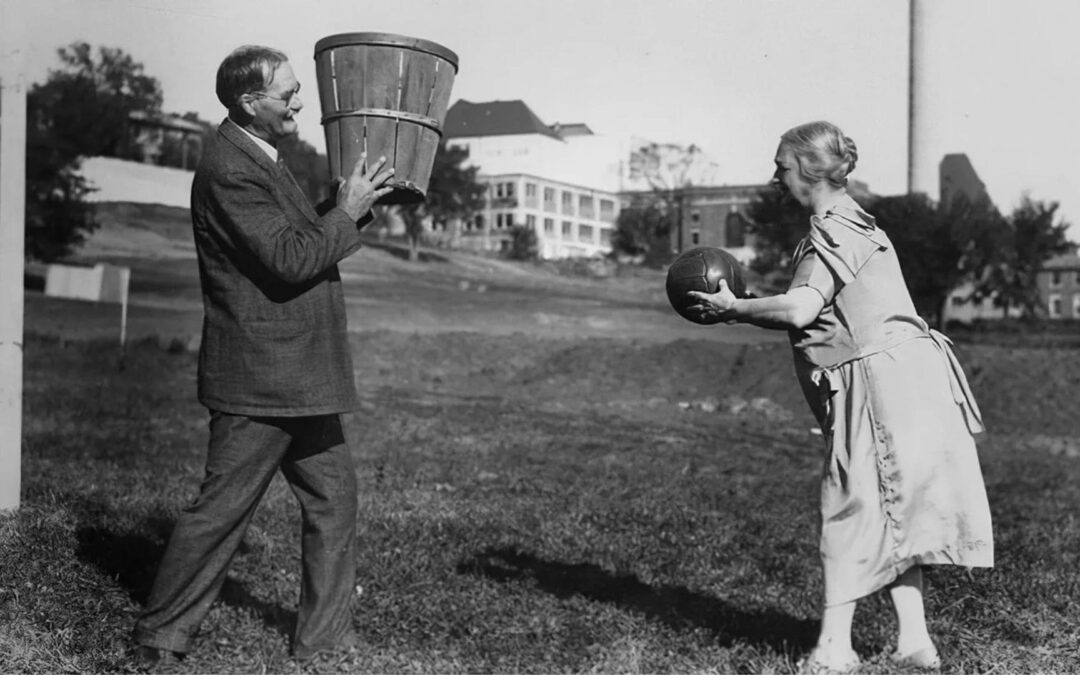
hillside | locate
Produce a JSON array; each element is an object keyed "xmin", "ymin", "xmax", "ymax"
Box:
[{"xmin": 27, "ymin": 201, "xmax": 774, "ymax": 346}]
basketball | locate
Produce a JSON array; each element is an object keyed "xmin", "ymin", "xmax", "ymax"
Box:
[{"xmin": 665, "ymin": 247, "xmax": 747, "ymax": 325}]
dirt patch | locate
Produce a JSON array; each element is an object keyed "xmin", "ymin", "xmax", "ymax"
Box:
[{"xmin": 348, "ymin": 331, "xmax": 1079, "ymax": 440}]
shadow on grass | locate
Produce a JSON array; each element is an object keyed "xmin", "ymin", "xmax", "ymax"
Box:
[
  {"xmin": 457, "ymin": 546, "xmax": 817, "ymax": 653},
  {"xmin": 74, "ymin": 506, "xmax": 295, "ymax": 640}
]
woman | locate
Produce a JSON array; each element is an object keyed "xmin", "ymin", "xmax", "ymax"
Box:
[{"xmin": 689, "ymin": 121, "xmax": 993, "ymax": 673}]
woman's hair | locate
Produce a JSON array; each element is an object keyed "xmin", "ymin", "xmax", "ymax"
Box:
[
  {"xmin": 779, "ymin": 121, "xmax": 858, "ymax": 188},
  {"xmin": 215, "ymin": 45, "xmax": 289, "ymax": 108}
]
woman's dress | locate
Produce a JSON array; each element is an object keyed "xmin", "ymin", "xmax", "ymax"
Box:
[{"xmin": 788, "ymin": 195, "xmax": 994, "ymax": 607}]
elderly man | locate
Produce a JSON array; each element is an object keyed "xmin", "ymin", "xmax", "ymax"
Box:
[{"xmin": 132, "ymin": 44, "xmax": 391, "ymax": 664}]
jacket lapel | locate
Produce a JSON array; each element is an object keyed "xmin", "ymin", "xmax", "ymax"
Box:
[{"xmin": 217, "ymin": 120, "xmax": 318, "ymax": 220}]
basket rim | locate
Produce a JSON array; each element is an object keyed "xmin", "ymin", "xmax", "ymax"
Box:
[{"xmin": 314, "ymin": 32, "xmax": 459, "ymax": 70}]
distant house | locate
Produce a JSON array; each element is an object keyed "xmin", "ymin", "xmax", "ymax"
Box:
[
  {"xmin": 1038, "ymin": 252, "xmax": 1080, "ymax": 319},
  {"xmin": 127, "ymin": 110, "xmax": 206, "ymax": 170}
]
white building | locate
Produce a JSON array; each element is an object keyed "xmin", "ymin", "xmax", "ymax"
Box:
[
  {"xmin": 444, "ymin": 100, "xmax": 633, "ymax": 258},
  {"xmin": 460, "ymin": 172, "xmax": 620, "ymax": 258}
]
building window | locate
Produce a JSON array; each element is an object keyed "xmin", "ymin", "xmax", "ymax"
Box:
[
  {"xmin": 691, "ymin": 230, "xmax": 700, "ymax": 245},
  {"xmin": 526, "ymin": 214, "xmax": 537, "ymax": 229},
  {"xmin": 1048, "ymin": 293, "xmax": 1062, "ymax": 318},
  {"xmin": 543, "ymin": 187, "xmax": 556, "ymax": 212},
  {"xmin": 1050, "ymin": 271, "xmax": 1063, "ymax": 288},
  {"xmin": 525, "ymin": 183, "xmax": 538, "ymax": 208},
  {"xmin": 561, "ymin": 191, "xmax": 574, "ymax": 215},
  {"xmin": 544, "ymin": 217, "xmax": 554, "ymax": 234},
  {"xmin": 600, "ymin": 228, "xmax": 612, "ymax": 245},
  {"xmin": 579, "ymin": 195, "xmax": 595, "ymax": 219},
  {"xmin": 561, "ymin": 220, "xmax": 573, "ymax": 238},
  {"xmin": 578, "ymin": 224, "xmax": 594, "ymax": 243},
  {"xmin": 472, "ymin": 214, "xmax": 484, "ymax": 231},
  {"xmin": 1073, "ymin": 293, "xmax": 1080, "ymax": 319},
  {"xmin": 599, "ymin": 199, "xmax": 615, "ymax": 222},
  {"xmin": 725, "ymin": 212, "xmax": 747, "ymax": 247}
]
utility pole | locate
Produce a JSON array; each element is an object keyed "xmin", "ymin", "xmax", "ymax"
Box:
[
  {"xmin": 908, "ymin": 0, "xmax": 943, "ymax": 198},
  {"xmin": 0, "ymin": 0, "xmax": 27, "ymax": 512}
]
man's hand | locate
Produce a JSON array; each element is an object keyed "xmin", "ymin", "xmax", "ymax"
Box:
[{"xmin": 336, "ymin": 153, "xmax": 395, "ymax": 221}]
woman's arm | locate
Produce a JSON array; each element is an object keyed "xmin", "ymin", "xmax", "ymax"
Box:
[{"xmin": 687, "ymin": 281, "xmax": 825, "ymax": 330}]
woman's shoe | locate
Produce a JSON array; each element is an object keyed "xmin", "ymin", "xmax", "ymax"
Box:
[
  {"xmin": 889, "ymin": 646, "xmax": 941, "ymax": 670},
  {"xmin": 796, "ymin": 648, "xmax": 861, "ymax": 675}
]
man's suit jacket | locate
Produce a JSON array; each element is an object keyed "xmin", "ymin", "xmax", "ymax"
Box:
[{"xmin": 191, "ymin": 119, "xmax": 363, "ymax": 416}]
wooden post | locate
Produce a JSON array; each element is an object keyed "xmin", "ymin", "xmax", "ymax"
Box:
[{"xmin": 0, "ymin": 2, "xmax": 27, "ymax": 512}]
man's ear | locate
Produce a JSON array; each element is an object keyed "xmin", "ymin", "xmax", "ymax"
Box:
[
  {"xmin": 237, "ymin": 95, "xmax": 258, "ymax": 119},
  {"xmin": 228, "ymin": 99, "xmax": 256, "ymax": 126}
]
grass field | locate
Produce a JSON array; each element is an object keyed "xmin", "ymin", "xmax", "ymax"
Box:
[{"xmin": 3, "ymin": 205, "xmax": 1079, "ymax": 673}]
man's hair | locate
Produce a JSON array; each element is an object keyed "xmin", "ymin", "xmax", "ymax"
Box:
[{"xmin": 215, "ymin": 45, "xmax": 288, "ymax": 108}]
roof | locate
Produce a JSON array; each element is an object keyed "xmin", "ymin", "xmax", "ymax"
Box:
[
  {"xmin": 128, "ymin": 110, "xmax": 206, "ymax": 134},
  {"xmin": 1044, "ymin": 252, "xmax": 1080, "ymax": 270},
  {"xmin": 551, "ymin": 122, "xmax": 594, "ymax": 138},
  {"xmin": 443, "ymin": 100, "xmax": 562, "ymax": 140}
]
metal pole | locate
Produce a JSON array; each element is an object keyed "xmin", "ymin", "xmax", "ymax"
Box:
[
  {"xmin": 0, "ymin": 0, "xmax": 27, "ymax": 512},
  {"xmin": 907, "ymin": 0, "xmax": 917, "ymax": 193},
  {"xmin": 907, "ymin": 0, "xmax": 941, "ymax": 198}
]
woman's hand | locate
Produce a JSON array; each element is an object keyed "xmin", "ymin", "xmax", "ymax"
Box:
[{"xmin": 687, "ymin": 278, "xmax": 739, "ymax": 324}]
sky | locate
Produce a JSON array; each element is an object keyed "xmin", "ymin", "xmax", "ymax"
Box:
[{"xmin": 10, "ymin": 0, "xmax": 1080, "ymax": 239}]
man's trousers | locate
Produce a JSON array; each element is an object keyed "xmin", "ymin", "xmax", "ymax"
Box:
[{"xmin": 133, "ymin": 411, "xmax": 359, "ymax": 658}]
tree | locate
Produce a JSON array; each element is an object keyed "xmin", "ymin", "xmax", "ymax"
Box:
[
  {"xmin": 279, "ymin": 133, "xmax": 332, "ymax": 205},
  {"xmin": 745, "ymin": 187, "xmax": 807, "ymax": 292},
  {"xmin": 743, "ymin": 188, "xmax": 1008, "ymax": 327},
  {"xmin": 868, "ymin": 193, "xmax": 966, "ymax": 327},
  {"xmin": 979, "ymin": 195, "xmax": 1072, "ymax": 318},
  {"xmin": 399, "ymin": 142, "xmax": 486, "ymax": 261},
  {"xmin": 610, "ymin": 196, "xmax": 676, "ymax": 267},
  {"xmin": 23, "ymin": 132, "xmax": 99, "ymax": 262},
  {"xmin": 507, "ymin": 224, "xmax": 538, "ymax": 261},
  {"xmin": 30, "ymin": 42, "xmax": 163, "ymax": 160},
  {"xmin": 869, "ymin": 192, "xmax": 1009, "ymax": 328},
  {"xmin": 23, "ymin": 42, "xmax": 164, "ymax": 261}
]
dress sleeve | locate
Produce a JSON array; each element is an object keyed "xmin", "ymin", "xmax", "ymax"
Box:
[
  {"xmin": 789, "ymin": 248, "xmax": 837, "ymax": 304},
  {"xmin": 806, "ymin": 209, "xmax": 890, "ymax": 285}
]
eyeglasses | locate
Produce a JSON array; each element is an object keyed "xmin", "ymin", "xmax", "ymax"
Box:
[{"xmin": 250, "ymin": 85, "xmax": 301, "ymax": 105}]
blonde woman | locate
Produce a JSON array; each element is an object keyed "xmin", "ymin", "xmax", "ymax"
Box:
[{"xmin": 689, "ymin": 121, "xmax": 993, "ymax": 673}]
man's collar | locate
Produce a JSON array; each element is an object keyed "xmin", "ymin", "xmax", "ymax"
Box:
[{"xmin": 226, "ymin": 118, "xmax": 277, "ymax": 162}]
